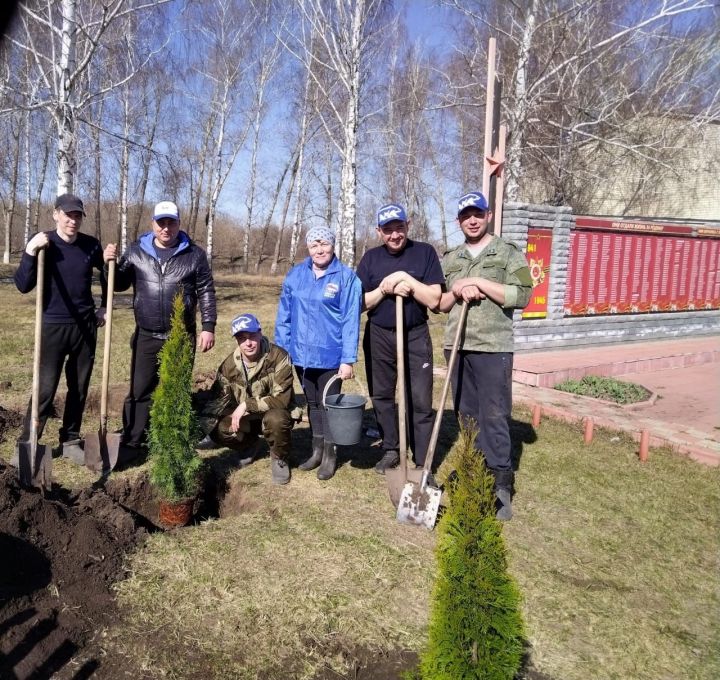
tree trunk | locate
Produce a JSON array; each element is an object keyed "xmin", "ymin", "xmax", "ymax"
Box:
[
  {"xmin": 24, "ymin": 110, "xmax": 32, "ymax": 248},
  {"xmin": 132, "ymin": 96, "xmax": 160, "ymax": 241},
  {"xmin": 92, "ymin": 98, "xmax": 104, "ymax": 240},
  {"xmin": 56, "ymin": 0, "xmax": 78, "ymax": 195},
  {"xmin": 118, "ymin": 93, "xmax": 130, "ymax": 252},
  {"xmin": 505, "ymin": 0, "xmax": 536, "ymax": 202},
  {"xmin": 3, "ymin": 122, "xmax": 20, "ymax": 263},
  {"xmin": 255, "ymin": 145, "xmax": 299, "ymax": 273},
  {"xmin": 334, "ymin": 0, "xmax": 364, "ymax": 267}
]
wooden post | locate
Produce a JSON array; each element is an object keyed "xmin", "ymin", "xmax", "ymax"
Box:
[
  {"xmin": 583, "ymin": 417, "xmax": 594, "ymax": 445},
  {"xmin": 531, "ymin": 403, "xmax": 541, "ymax": 428},
  {"xmin": 482, "ymin": 38, "xmax": 506, "ymax": 235},
  {"xmin": 494, "ymin": 124, "xmax": 506, "ymax": 237},
  {"xmin": 639, "ymin": 430, "xmax": 650, "ymax": 462},
  {"xmin": 482, "ymin": 38, "xmax": 496, "ymax": 202}
]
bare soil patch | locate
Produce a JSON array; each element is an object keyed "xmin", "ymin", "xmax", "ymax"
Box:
[{"xmin": 0, "ymin": 462, "xmax": 146, "ymax": 679}]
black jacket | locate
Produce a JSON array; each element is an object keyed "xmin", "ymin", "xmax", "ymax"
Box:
[{"xmin": 114, "ymin": 231, "xmax": 216, "ymax": 336}]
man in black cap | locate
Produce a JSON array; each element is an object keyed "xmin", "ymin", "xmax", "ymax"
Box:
[{"xmin": 14, "ymin": 193, "xmax": 107, "ymax": 450}]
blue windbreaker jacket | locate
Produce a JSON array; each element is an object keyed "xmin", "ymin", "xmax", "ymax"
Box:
[{"xmin": 275, "ymin": 255, "xmax": 362, "ymax": 369}]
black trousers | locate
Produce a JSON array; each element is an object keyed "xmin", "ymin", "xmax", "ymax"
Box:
[
  {"xmin": 122, "ymin": 328, "xmax": 200, "ymax": 447},
  {"xmin": 21, "ymin": 320, "xmax": 97, "ymax": 443},
  {"xmin": 295, "ymin": 366, "xmax": 340, "ymax": 441},
  {"xmin": 446, "ymin": 350, "xmax": 513, "ymax": 472},
  {"xmin": 363, "ymin": 321, "xmax": 434, "ymax": 465}
]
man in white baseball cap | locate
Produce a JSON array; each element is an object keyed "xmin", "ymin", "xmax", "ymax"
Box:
[{"xmin": 103, "ymin": 199, "xmax": 216, "ymax": 456}]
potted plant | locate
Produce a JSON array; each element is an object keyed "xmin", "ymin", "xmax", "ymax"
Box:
[{"xmin": 148, "ymin": 293, "xmax": 203, "ymax": 528}]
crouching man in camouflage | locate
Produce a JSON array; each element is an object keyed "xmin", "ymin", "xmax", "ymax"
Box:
[{"xmin": 196, "ymin": 313, "xmax": 299, "ymax": 485}]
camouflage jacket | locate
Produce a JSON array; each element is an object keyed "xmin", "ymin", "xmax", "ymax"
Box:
[
  {"xmin": 442, "ymin": 236, "xmax": 532, "ymax": 353},
  {"xmin": 197, "ymin": 337, "xmax": 301, "ymax": 431}
]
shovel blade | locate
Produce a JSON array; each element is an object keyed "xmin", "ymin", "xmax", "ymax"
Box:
[
  {"xmin": 396, "ymin": 481, "xmax": 442, "ymax": 530},
  {"xmin": 84, "ymin": 431, "xmax": 122, "ymax": 473},
  {"xmin": 16, "ymin": 440, "xmax": 52, "ymax": 489},
  {"xmin": 386, "ymin": 466, "xmax": 423, "ymax": 509}
]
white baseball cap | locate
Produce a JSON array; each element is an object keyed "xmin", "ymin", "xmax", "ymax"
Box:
[{"xmin": 153, "ymin": 200, "xmax": 180, "ymax": 221}]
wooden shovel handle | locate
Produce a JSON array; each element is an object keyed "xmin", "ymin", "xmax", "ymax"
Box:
[
  {"xmin": 99, "ymin": 259, "xmax": 115, "ymax": 432},
  {"xmin": 423, "ymin": 299, "xmax": 469, "ymax": 474},
  {"xmin": 30, "ymin": 248, "xmax": 45, "ymax": 442},
  {"xmin": 396, "ymin": 295, "xmax": 407, "ymax": 477}
]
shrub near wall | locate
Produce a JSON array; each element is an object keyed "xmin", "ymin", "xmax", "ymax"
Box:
[{"xmin": 419, "ymin": 426, "xmax": 525, "ymax": 680}]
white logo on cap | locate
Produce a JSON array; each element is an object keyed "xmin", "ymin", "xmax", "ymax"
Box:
[
  {"xmin": 234, "ymin": 316, "xmax": 252, "ymax": 330},
  {"xmin": 458, "ymin": 194, "xmax": 483, "ymax": 211},
  {"xmin": 379, "ymin": 206, "xmax": 403, "ymax": 222}
]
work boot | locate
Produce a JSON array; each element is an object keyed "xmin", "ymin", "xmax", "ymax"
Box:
[
  {"xmin": 317, "ymin": 440, "xmax": 337, "ymax": 481},
  {"xmin": 271, "ymin": 456, "xmax": 290, "ymax": 485},
  {"xmin": 299, "ymin": 435, "xmax": 324, "ymax": 471},
  {"xmin": 491, "ymin": 469, "xmax": 514, "ymax": 521},
  {"xmin": 374, "ymin": 449, "xmax": 400, "ymax": 475}
]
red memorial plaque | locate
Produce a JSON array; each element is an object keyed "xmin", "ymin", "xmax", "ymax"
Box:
[
  {"xmin": 523, "ymin": 228, "xmax": 552, "ymax": 318},
  {"xmin": 564, "ymin": 217, "xmax": 720, "ymax": 315}
]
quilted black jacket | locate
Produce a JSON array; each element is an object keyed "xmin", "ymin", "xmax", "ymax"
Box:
[{"xmin": 113, "ymin": 231, "xmax": 216, "ymax": 336}]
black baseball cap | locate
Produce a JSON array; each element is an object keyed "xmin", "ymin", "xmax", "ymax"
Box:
[{"xmin": 55, "ymin": 193, "xmax": 86, "ymax": 215}]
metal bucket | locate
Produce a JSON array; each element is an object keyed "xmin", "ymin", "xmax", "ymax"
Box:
[{"xmin": 322, "ymin": 375, "xmax": 366, "ymax": 446}]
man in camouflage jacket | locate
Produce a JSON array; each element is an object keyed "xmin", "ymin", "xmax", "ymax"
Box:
[
  {"xmin": 197, "ymin": 313, "xmax": 299, "ymax": 485},
  {"xmin": 437, "ymin": 192, "xmax": 532, "ymax": 520}
]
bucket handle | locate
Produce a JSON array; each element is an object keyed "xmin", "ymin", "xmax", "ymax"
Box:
[
  {"xmin": 322, "ymin": 374, "xmax": 343, "ymax": 409},
  {"xmin": 322, "ymin": 373, "xmax": 369, "ymax": 409}
]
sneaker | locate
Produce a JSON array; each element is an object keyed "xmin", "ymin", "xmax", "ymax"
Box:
[
  {"xmin": 374, "ymin": 449, "xmax": 400, "ymax": 475},
  {"xmin": 495, "ymin": 488, "xmax": 513, "ymax": 521},
  {"xmin": 271, "ymin": 457, "xmax": 290, "ymax": 485},
  {"xmin": 196, "ymin": 435, "xmax": 219, "ymax": 450}
]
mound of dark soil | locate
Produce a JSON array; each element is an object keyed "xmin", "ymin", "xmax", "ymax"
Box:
[
  {"xmin": 0, "ymin": 406, "xmax": 22, "ymax": 444},
  {"xmin": 0, "ymin": 463, "xmax": 146, "ymax": 679}
]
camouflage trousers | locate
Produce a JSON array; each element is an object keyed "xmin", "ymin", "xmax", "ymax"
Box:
[{"xmin": 208, "ymin": 408, "xmax": 293, "ymax": 461}]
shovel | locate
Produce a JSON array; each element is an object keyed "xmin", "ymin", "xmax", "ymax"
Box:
[
  {"xmin": 385, "ymin": 296, "xmax": 411, "ymax": 506},
  {"xmin": 84, "ymin": 259, "xmax": 121, "ymax": 473},
  {"xmin": 396, "ymin": 300, "xmax": 469, "ymax": 529},
  {"xmin": 16, "ymin": 247, "xmax": 52, "ymax": 489}
]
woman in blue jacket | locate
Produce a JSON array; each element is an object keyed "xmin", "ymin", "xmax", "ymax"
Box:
[{"xmin": 275, "ymin": 226, "xmax": 362, "ymax": 480}]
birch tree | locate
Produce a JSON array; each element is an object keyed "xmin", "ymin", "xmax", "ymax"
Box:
[
  {"xmin": 443, "ymin": 0, "xmax": 719, "ymax": 205},
  {"xmin": 1, "ymin": 114, "xmax": 21, "ymax": 263},
  {"xmin": 1, "ymin": 0, "xmax": 169, "ymax": 195},
  {"xmin": 284, "ymin": 0, "xmax": 387, "ymax": 265}
]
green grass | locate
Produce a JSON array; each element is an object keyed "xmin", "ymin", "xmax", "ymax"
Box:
[
  {"xmin": 554, "ymin": 374, "xmax": 652, "ymax": 404},
  {"xmin": 0, "ymin": 273, "xmax": 718, "ymax": 679}
]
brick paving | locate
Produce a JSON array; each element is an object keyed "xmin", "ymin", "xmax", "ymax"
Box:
[{"xmin": 511, "ymin": 336, "xmax": 720, "ymax": 466}]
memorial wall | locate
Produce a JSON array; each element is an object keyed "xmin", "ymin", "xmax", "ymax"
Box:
[{"xmin": 501, "ymin": 203, "xmax": 720, "ymax": 351}]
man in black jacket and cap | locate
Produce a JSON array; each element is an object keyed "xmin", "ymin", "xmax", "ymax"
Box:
[
  {"xmin": 104, "ymin": 200, "xmax": 216, "ymax": 451},
  {"xmin": 14, "ymin": 193, "xmax": 107, "ymax": 450}
]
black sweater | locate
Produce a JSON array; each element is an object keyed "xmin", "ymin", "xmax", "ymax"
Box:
[{"xmin": 14, "ymin": 231, "xmax": 106, "ymax": 324}]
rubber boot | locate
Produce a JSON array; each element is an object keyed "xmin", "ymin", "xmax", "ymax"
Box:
[
  {"xmin": 317, "ymin": 440, "xmax": 337, "ymax": 481},
  {"xmin": 271, "ymin": 455, "xmax": 290, "ymax": 485},
  {"xmin": 491, "ymin": 469, "xmax": 514, "ymax": 521},
  {"xmin": 299, "ymin": 435, "xmax": 324, "ymax": 471}
]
